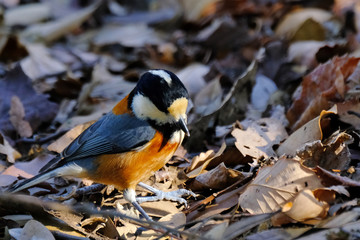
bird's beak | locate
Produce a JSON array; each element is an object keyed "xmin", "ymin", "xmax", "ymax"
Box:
[{"xmin": 179, "ymin": 116, "xmax": 190, "ymax": 137}]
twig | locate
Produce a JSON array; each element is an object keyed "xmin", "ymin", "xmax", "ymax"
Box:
[
  {"xmin": 75, "ymin": 183, "xmax": 106, "ymax": 196},
  {"xmin": 184, "ymin": 174, "xmax": 253, "ymax": 214},
  {"xmin": 0, "ymin": 193, "xmax": 203, "ymax": 240},
  {"xmin": 16, "ymin": 130, "xmax": 68, "ymax": 145}
]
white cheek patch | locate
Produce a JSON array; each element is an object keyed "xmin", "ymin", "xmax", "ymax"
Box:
[
  {"xmin": 132, "ymin": 94, "xmax": 168, "ymax": 123},
  {"xmin": 149, "ymin": 70, "xmax": 172, "ymax": 86}
]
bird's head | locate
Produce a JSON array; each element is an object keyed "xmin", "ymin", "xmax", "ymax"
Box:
[{"xmin": 130, "ymin": 69, "xmax": 190, "ymax": 136}]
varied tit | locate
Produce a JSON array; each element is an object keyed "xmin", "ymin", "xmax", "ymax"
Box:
[{"xmin": 8, "ymin": 69, "xmax": 193, "ymax": 221}]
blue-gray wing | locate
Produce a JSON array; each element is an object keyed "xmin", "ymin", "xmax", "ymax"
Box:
[{"xmin": 41, "ymin": 113, "xmax": 155, "ymax": 172}]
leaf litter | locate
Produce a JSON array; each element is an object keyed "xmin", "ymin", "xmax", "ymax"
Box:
[{"xmin": 1, "ymin": 0, "xmax": 360, "ymax": 239}]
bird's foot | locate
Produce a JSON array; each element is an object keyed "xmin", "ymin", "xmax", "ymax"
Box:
[{"xmin": 137, "ymin": 182, "xmax": 196, "ymax": 206}]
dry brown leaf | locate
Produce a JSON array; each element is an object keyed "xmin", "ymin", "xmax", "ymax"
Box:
[
  {"xmin": 0, "ymin": 154, "xmax": 53, "ymax": 188},
  {"xmin": 277, "ymin": 107, "xmax": 338, "ymax": 156},
  {"xmin": 0, "ymin": 65, "xmax": 58, "ymax": 136},
  {"xmin": 314, "ymin": 166, "xmax": 360, "ymax": 187},
  {"xmin": 187, "ymin": 143, "xmax": 226, "ymax": 178},
  {"xmin": 137, "ymin": 212, "xmax": 186, "ymax": 239},
  {"xmin": 47, "ymin": 121, "xmax": 94, "ymax": 153},
  {"xmin": 187, "ymin": 150, "xmax": 215, "ymax": 172},
  {"xmin": 116, "ymin": 220, "xmax": 138, "ymax": 237},
  {"xmin": 0, "ymin": 133, "xmax": 21, "ymax": 164},
  {"xmin": 297, "ymin": 131, "xmax": 353, "ymax": 170},
  {"xmin": 275, "ymin": 8, "xmax": 333, "ymax": 40},
  {"xmin": 187, "ymin": 186, "xmax": 242, "ymax": 221},
  {"xmin": 287, "ymin": 56, "xmax": 360, "ymax": 131},
  {"xmin": 232, "ymin": 118, "xmax": 288, "ymax": 159},
  {"xmin": 282, "ymin": 189, "xmax": 329, "ymax": 224},
  {"xmin": 190, "ymin": 162, "xmax": 244, "ymax": 191},
  {"xmin": 239, "ymin": 158, "xmax": 324, "ymax": 214},
  {"xmin": 140, "ymin": 201, "xmax": 180, "ymax": 218},
  {"xmin": 291, "ymin": 18, "xmax": 326, "ymax": 41},
  {"xmin": 181, "ymin": 0, "xmax": 218, "ymax": 22},
  {"xmin": 9, "ymin": 96, "xmax": 33, "ymax": 138}
]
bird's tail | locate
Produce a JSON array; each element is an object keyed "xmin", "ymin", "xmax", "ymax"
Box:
[
  {"xmin": 7, "ymin": 161, "xmax": 86, "ymax": 193},
  {"xmin": 7, "ymin": 169, "xmax": 60, "ymax": 193}
]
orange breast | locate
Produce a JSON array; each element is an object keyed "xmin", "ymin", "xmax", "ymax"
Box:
[{"xmin": 91, "ymin": 131, "xmax": 179, "ymax": 190}]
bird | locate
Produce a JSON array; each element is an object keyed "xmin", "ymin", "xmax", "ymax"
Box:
[{"xmin": 8, "ymin": 69, "xmax": 194, "ymax": 221}]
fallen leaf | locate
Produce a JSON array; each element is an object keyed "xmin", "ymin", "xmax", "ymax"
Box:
[
  {"xmin": 47, "ymin": 121, "xmax": 94, "ymax": 153},
  {"xmin": 0, "ymin": 35, "xmax": 28, "ymax": 62},
  {"xmin": 187, "ymin": 186, "xmax": 241, "ymax": 221},
  {"xmin": 190, "ymin": 162, "xmax": 245, "ymax": 191},
  {"xmin": 320, "ymin": 209, "xmax": 360, "ymax": 228},
  {"xmin": 176, "ymin": 63, "xmax": 208, "ymax": 97},
  {"xmin": 4, "ymin": 3, "xmax": 51, "ymax": 26},
  {"xmin": 9, "ymin": 96, "xmax": 33, "ymax": 138},
  {"xmin": 239, "ymin": 158, "xmax": 324, "ymax": 214},
  {"xmin": 246, "ymin": 227, "xmax": 311, "ymax": 240},
  {"xmin": 196, "ymin": 15, "xmax": 249, "ymax": 50},
  {"xmin": 314, "ymin": 166, "xmax": 360, "ymax": 187},
  {"xmin": 297, "ymin": 131, "xmax": 353, "ymax": 170},
  {"xmin": 287, "ymin": 56, "xmax": 360, "ymax": 131},
  {"xmin": 288, "ymin": 40, "xmax": 327, "ymax": 69},
  {"xmin": 187, "ymin": 56, "xmax": 259, "ymax": 151},
  {"xmin": 203, "ymin": 221, "xmax": 228, "ymax": 240},
  {"xmin": 21, "ymin": 44, "xmax": 67, "ymax": 80},
  {"xmin": 296, "ymin": 220, "xmax": 360, "ymax": 240},
  {"xmin": 251, "ymin": 74, "xmax": 278, "ymax": 113},
  {"xmin": 232, "ymin": 118, "xmax": 288, "ymax": 159},
  {"xmin": 291, "ymin": 18, "xmax": 326, "ymax": 41},
  {"xmin": 140, "ymin": 201, "xmax": 180, "ymax": 218},
  {"xmin": 93, "ymin": 24, "xmax": 164, "ymax": 48},
  {"xmin": 336, "ymin": 99, "xmax": 360, "ymax": 129},
  {"xmin": 0, "ymin": 153, "xmax": 53, "ymax": 187},
  {"xmin": 137, "ymin": 212, "xmax": 186, "ymax": 239},
  {"xmin": 8, "ymin": 219, "xmax": 55, "ymax": 240},
  {"xmin": 194, "ymin": 77, "xmax": 223, "ymax": 116},
  {"xmin": 275, "ymin": 8, "xmax": 333, "ymax": 40},
  {"xmin": 223, "ymin": 213, "xmax": 273, "ymax": 240},
  {"xmin": 0, "ymin": 133, "xmax": 21, "ymax": 164},
  {"xmin": 0, "ymin": 64, "xmax": 58, "ymax": 136},
  {"xmin": 21, "ymin": 2, "xmax": 99, "ymax": 43},
  {"xmin": 187, "ymin": 143, "xmax": 226, "ymax": 178},
  {"xmin": 282, "ymin": 189, "xmax": 329, "ymax": 224},
  {"xmin": 277, "ymin": 108, "xmax": 337, "ymax": 156},
  {"xmin": 181, "ymin": 0, "xmax": 218, "ymax": 22}
]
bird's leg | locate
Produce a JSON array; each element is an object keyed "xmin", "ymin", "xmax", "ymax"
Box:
[
  {"xmin": 123, "ymin": 188, "xmax": 152, "ymax": 221},
  {"xmin": 136, "ymin": 182, "xmax": 196, "ymax": 206}
]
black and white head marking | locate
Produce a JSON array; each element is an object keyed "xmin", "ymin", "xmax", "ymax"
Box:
[{"xmin": 130, "ymin": 69, "xmax": 189, "ymax": 129}]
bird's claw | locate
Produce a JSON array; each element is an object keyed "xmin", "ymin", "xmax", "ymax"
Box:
[{"xmin": 136, "ymin": 183, "xmax": 196, "ymax": 206}]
